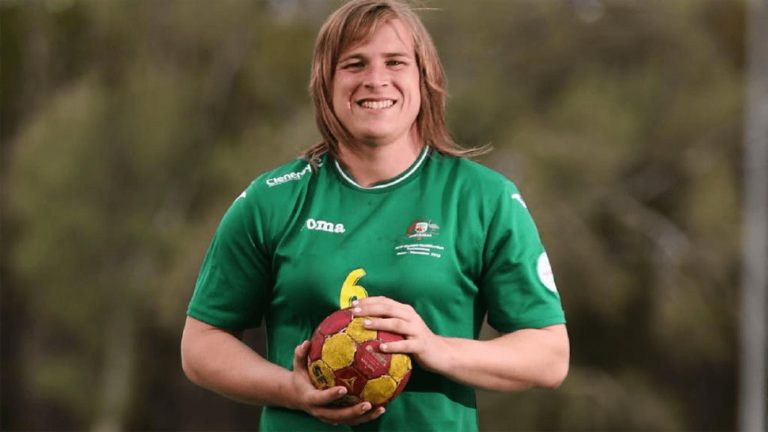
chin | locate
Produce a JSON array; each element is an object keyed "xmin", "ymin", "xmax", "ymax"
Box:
[
  {"xmin": 353, "ymin": 130, "xmax": 394, "ymax": 145},
  {"xmin": 356, "ymin": 136, "xmax": 390, "ymax": 147}
]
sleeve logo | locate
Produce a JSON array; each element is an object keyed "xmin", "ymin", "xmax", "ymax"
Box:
[{"xmin": 537, "ymin": 252, "xmax": 558, "ymax": 293}]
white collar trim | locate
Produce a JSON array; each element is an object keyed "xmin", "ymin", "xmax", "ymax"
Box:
[{"xmin": 334, "ymin": 147, "xmax": 430, "ymax": 190}]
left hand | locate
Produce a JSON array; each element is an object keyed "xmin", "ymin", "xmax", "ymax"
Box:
[{"xmin": 352, "ymin": 296, "xmax": 450, "ymax": 373}]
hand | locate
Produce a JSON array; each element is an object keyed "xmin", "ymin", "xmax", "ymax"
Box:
[
  {"xmin": 352, "ymin": 296, "xmax": 450, "ymax": 373},
  {"xmin": 290, "ymin": 341, "xmax": 386, "ymax": 425}
]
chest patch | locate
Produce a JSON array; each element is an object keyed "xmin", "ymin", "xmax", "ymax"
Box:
[{"xmin": 394, "ymin": 218, "xmax": 444, "ymax": 259}]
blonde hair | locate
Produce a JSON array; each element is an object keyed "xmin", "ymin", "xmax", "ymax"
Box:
[{"xmin": 304, "ymin": 0, "xmax": 486, "ymax": 165}]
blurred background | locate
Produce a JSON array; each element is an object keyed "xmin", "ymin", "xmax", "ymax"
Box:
[{"xmin": 1, "ymin": 0, "xmax": 765, "ymax": 430}]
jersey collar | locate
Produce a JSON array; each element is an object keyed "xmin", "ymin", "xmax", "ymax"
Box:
[{"xmin": 333, "ymin": 146, "xmax": 430, "ymax": 191}]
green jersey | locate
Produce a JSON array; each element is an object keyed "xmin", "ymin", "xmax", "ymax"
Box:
[{"xmin": 187, "ymin": 147, "xmax": 565, "ymax": 432}]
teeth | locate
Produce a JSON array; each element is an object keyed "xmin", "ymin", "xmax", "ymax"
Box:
[{"xmin": 359, "ymin": 100, "xmax": 395, "ymax": 110}]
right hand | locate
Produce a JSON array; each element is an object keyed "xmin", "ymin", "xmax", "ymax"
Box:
[{"xmin": 290, "ymin": 341, "xmax": 386, "ymax": 425}]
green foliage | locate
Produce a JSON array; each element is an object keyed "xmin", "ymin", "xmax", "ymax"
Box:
[{"xmin": 2, "ymin": 0, "xmax": 745, "ymax": 430}]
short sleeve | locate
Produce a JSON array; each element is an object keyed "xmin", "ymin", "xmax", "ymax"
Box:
[
  {"xmin": 187, "ymin": 186, "xmax": 271, "ymax": 330},
  {"xmin": 480, "ymin": 183, "xmax": 565, "ymax": 332}
]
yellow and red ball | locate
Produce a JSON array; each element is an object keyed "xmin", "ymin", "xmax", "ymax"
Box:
[{"xmin": 307, "ymin": 308, "xmax": 412, "ymax": 407}]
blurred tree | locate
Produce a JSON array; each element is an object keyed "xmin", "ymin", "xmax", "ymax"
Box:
[
  {"xmin": 3, "ymin": 1, "xmax": 320, "ymax": 429},
  {"xmin": 434, "ymin": 1, "xmax": 744, "ymax": 430}
]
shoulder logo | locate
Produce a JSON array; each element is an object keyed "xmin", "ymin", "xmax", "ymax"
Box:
[
  {"xmin": 511, "ymin": 193, "xmax": 528, "ymax": 209},
  {"xmin": 305, "ymin": 218, "xmax": 346, "ymax": 234},
  {"xmin": 266, "ymin": 164, "xmax": 312, "ymax": 187}
]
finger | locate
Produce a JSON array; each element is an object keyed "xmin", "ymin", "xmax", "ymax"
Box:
[
  {"xmin": 378, "ymin": 339, "xmax": 415, "ymax": 354},
  {"xmin": 363, "ymin": 317, "xmax": 410, "ymax": 335},
  {"xmin": 306, "ymin": 386, "xmax": 350, "ymax": 407},
  {"xmin": 293, "ymin": 341, "xmax": 310, "ymax": 370},
  {"xmin": 354, "ymin": 299, "xmax": 414, "ymax": 320},
  {"xmin": 355, "ymin": 296, "xmax": 401, "ymax": 309},
  {"xmin": 313, "ymin": 401, "xmax": 374, "ymax": 423},
  {"xmin": 347, "ymin": 406, "xmax": 386, "ymax": 425}
]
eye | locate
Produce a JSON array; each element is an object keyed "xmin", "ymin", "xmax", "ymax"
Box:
[
  {"xmin": 386, "ymin": 60, "xmax": 406, "ymax": 67},
  {"xmin": 342, "ymin": 62, "xmax": 364, "ymax": 70}
]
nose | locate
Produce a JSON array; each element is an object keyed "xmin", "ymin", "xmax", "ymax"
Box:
[{"xmin": 363, "ymin": 63, "xmax": 389, "ymax": 89}]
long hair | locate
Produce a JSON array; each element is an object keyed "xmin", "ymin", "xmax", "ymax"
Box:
[{"xmin": 303, "ymin": 0, "xmax": 487, "ymax": 165}]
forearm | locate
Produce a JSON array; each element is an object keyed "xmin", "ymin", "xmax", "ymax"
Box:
[
  {"xmin": 180, "ymin": 316, "xmax": 299, "ymax": 409},
  {"xmin": 428, "ymin": 325, "xmax": 569, "ymax": 391},
  {"xmin": 354, "ymin": 298, "xmax": 570, "ymax": 392}
]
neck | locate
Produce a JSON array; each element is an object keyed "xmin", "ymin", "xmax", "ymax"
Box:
[{"xmin": 336, "ymin": 131, "xmax": 423, "ymax": 188}]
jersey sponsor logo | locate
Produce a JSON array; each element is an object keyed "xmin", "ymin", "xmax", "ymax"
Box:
[
  {"xmin": 266, "ymin": 164, "xmax": 312, "ymax": 187},
  {"xmin": 396, "ymin": 218, "xmax": 443, "ymax": 258},
  {"xmin": 305, "ymin": 218, "xmax": 346, "ymax": 234}
]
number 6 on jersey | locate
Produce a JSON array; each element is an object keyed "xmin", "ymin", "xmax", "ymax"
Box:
[{"xmin": 339, "ymin": 268, "xmax": 368, "ymax": 308}]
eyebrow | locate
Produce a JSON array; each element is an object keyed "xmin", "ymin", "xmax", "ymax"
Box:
[{"xmin": 338, "ymin": 52, "xmax": 413, "ymax": 63}]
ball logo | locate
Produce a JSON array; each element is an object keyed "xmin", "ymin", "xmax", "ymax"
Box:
[
  {"xmin": 340, "ymin": 376, "xmax": 358, "ymax": 388},
  {"xmin": 305, "ymin": 218, "xmax": 346, "ymax": 234},
  {"xmin": 312, "ymin": 364, "xmax": 327, "ymax": 385}
]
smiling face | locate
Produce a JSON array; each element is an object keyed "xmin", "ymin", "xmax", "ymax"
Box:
[{"xmin": 331, "ymin": 19, "xmax": 421, "ymax": 149}]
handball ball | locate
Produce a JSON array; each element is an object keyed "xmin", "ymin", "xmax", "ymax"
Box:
[{"xmin": 307, "ymin": 308, "xmax": 412, "ymax": 407}]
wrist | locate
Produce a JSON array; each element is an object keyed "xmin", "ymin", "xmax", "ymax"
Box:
[
  {"xmin": 277, "ymin": 370, "xmax": 304, "ymax": 411},
  {"xmin": 424, "ymin": 335, "xmax": 457, "ymax": 375}
]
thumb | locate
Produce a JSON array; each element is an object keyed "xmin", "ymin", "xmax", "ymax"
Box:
[{"xmin": 293, "ymin": 340, "xmax": 310, "ymax": 371}]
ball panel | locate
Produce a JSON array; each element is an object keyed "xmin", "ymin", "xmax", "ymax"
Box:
[
  {"xmin": 308, "ymin": 359, "xmax": 335, "ymax": 390},
  {"xmin": 393, "ymin": 369, "xmax": 410, "ymax": 399},
  {"xmin": 308, "ymin": 331, "xmax": 325, "ymax": 362},
  {"xmin": 318, "ymin": 309, "xmax": 353, "ymax": 336},
  {"xmin": 334, "ymin": 366, "xmax": 368, "ymax": 396},
  {"xmin": 378, "ymin": 330, "xmax": 404, "ymax": 344},
  {"xmin": 354, "ymin": 340, "xmax": 390, "ymax": 379},
  {"xmin": 388, "ymin": 353, "xmax": 412, "ymax": 382},
  {"xmin": 361, "ymin": 376, "xmax": 397, "ymax": 406},
  {"xmin": 346, "ymin": 317, "xmax": 377, "ymax": 343},
  {"xmin": 322, "ymin": 333, "xmax": 356, "ymax": 370}
]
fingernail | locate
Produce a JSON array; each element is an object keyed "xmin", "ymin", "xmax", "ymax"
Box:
[
  {"xmin": 338, "ymin": 388, "xmax": 347, "ymax": 395},
  {"xmin": 363, "ymin": 319, "xmax": 372, "ymax": 327},
  {"xmin": 361, "ymin": 403, "xmax": 371, "ymax": 412},
  {"xmin": 353, "ymin": 307, "xmax": 361, "ymax": 313},
  {"xmin": 380, "ymin": 343, "xmax": 388, "ymax": 351},
  {"xmin": 378, "ymin": 407, "xmax": 386, "ymax": 415},
  {"xmin": 351, "ymin": 300, "xmax": 359, "ymax": 306}
]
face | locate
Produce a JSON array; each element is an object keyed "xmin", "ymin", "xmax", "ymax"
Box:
[{"xmin": 332, "ymin": 19, "xmax": 421, "ymax": 148}]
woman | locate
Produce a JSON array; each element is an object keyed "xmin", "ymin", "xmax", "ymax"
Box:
[{"xmin": 181, "ymin": 1, "xmax": 569, "ymax": 431}]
